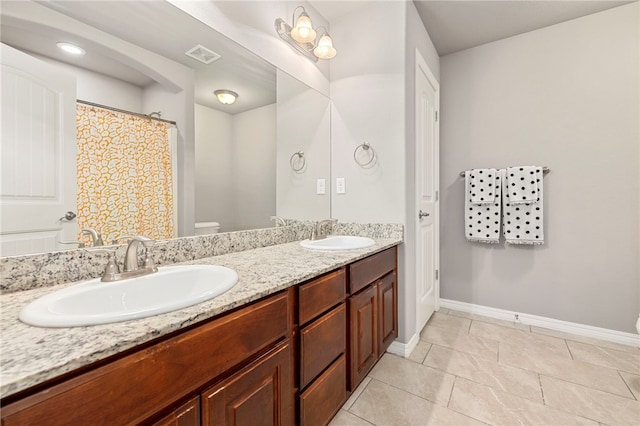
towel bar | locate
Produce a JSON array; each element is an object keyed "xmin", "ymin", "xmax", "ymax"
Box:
[{"xmin": 459, "ymin": 166, "xmax": 550, "ymax": 177}]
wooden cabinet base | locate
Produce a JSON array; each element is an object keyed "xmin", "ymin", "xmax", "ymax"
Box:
[
  {"xmin": 1, "ymin": 247, "xmax": 398, "ymax": 426},
  {"xmin": 1, "ymin": 291, "xmax": 292, "ymax": 426}
]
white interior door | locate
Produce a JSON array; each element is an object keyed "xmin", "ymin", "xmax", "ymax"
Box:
[
  {"xmin": 415, "ymin": 49, "xmax": 440, "ymax": 332},
  {"xmin": 0, "ymin": 43, "xmax": 78, "ymax": 256}
]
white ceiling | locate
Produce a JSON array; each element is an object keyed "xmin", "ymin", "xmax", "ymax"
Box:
[
  {"xmin": 312, "ymin": 0, "xmax": 635, "ymax": 55},
  {"xmin": 2, "ymin": 0, "xmax": 634, "ymax": 116},
  {"xmin": 0, "ymin": 1, "xmax": 276, "ymax": 115}
]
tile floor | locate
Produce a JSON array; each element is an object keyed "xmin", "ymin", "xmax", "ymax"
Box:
[{"xmin": 329, "ymin": 309, "xmax": 640, "ymax": 426}]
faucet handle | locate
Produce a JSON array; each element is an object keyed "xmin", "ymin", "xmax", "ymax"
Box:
[
  {"xmin": 111, "ymin": 235, "xmax": 133, "ymax": 245},
  {"xmin": 140, "ymin": 238, "xmax": 156, "ymax": 250},
  {"xmin": 84, "ymin": 248, "xmax": 121, "ymax": 280},
  {"xmin": 134, "ymin": 237, "xmax": 157, "ymax": 270}
]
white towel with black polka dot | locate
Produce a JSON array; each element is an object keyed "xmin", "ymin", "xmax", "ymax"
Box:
[
  {"xmin": 468, "ymin": 168, "xmax": 498, "ymax": 205},
  {"xmin": 506, "ymin": 166, "xmax": 541, "ymax": 205},
  {"xmin": 465, "ymin": 171, "xmax": 502, "ymax": 243},
  {"xmin": 501, "ymin": 167, "xmax": 544, "ymax": 245}
]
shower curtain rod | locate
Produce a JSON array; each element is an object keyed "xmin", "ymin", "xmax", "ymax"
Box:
[{"xmin": 77, "ymin": 99, "xmax": 177, "ymax": 126}]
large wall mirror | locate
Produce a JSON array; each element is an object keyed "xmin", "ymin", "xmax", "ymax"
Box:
[{"xmin": 0, "ymin": 0, "xmax": 331, "ymax": 256}]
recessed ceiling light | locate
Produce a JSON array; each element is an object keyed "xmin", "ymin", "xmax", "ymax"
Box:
[{"xmin": 57, "ymin": 42, "xmax": 85, "ymax": 56}]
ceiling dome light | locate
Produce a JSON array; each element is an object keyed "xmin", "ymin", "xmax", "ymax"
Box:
[
  {"xmin": 214, "ymin": 90, "xmax": 238, "ymax": 105},
  {"xmin": 313, "ymin": 34, "xmax": 337, "ymax": 60},
  {"xmin": 56, "ymin": 42, "xmax": 85, "ymax": 56},
  {"xmin": 290, "ymin": 12, "xmax": 316, "ymax": 43}
]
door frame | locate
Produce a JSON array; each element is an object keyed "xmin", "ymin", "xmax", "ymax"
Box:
[{"xmin": 414, "ymin": 48, "xmax": 440, "ymax": 332}]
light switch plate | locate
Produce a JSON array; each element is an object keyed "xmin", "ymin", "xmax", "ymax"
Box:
[
  {"xmin": 336, "ymin": 177, "xmax": 346, "ymax": 194},
  {"xmin": 316, "ymin": 178, "xmax": 326, "ymax": 194}
]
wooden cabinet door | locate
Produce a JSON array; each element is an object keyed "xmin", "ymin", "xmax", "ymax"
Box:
[
  {"xmin": 377, "ymin": 272, "xmax": 398, "ymax": 355},
  {"xmin": 201, "ymin": 340, "xmax": 293, "ymax": 426},
  {"xmin": 348, "ymin": 286, "xmax": 377, "ymax": 391},
  {"xmin": 152, "ymin": 396, "xmax": 201, "ymax": 426}
]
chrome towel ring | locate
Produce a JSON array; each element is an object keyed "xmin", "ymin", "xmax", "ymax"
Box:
[
  {"xmin": 290, "ymin": 151, "xmax": 306, "ymax": 173},
  {"xmin": 353, "ymin": 142, "xmax": 376, "ymax": 167}
]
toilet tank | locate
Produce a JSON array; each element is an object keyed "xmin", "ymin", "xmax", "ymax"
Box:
[{"xmin": 195, "ymin": 222, "xmax": 221, "ymax": 235}]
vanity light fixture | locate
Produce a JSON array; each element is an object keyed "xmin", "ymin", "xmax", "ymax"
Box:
[
  {"xmin": 313, "ymin": 27, "xmax": 337, "ymax": 60},
  {"xmin": 290, "ymin": 8, "xmax": 316, "ymax": 43},
  {"xmin": 56, "ymin": 42, "xmax": 85, "ymax": 56},
  {"xmin": 274, "ymin": 6, "xmax": 337, "ymax": 62},
  {"xmin": 214, "ymin": 90, "xmax": 238, "ymax": 105}
]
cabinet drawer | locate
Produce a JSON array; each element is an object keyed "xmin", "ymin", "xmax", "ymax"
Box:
[
  {"xmin": 300, "ymin": 303, "xmax": 346, "ymax": 389},
  {"xmin": 299, "ymin": 268, "xmax": 346, "ymax": 325},
  {"xmin": 349, "ymin": 248, "xmax": 396, "ymax": 294},
  {"xmin": 300, "ymin": 354, "xmax": 347, "ymax": 426},
  {"xmin": 1, "ymin": 291, "xmax": 292, "ymax": 426}
]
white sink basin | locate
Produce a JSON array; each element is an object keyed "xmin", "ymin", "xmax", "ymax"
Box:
[
  {"xmin": 300, "ymin": 236, "xmax": 376, "ymax": 251},
  {"xmin": 19, "ymin": 265, "xmax": 238, "ymax": 328}
]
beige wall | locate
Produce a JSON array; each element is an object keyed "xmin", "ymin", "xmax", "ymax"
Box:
[
  {"xmin": 195, "ymin": 104, "xmax": 236, "ymax": 232},
  {"xmin": 330, "ymin": 1, "xmax": 406, "ymax": 224},
  {"xmin": 330, "ymin": 1, "xmax": 441, "ymax": 344},
  {"xmin": 276, "ymin": 70, "xmax": 331, "ymax": 221},
  {"xmin": 234, "ymin": 104, "xmax": 277, "ymax": 231},
  {"xmin": 440, "ymin": 3, "xmax": 639, "ymax": 333},
  {"xmin": 195, "ymin": 104, "xmax": 277, "ymax": 233}
]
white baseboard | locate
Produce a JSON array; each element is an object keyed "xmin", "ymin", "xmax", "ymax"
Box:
[
  {"xmin": 440, "ymin": 299, "xmax": 640, "ymax": 347},
  {"xmin": 387, "ymin": 332, "xmax": 420, "ymax": 357}
]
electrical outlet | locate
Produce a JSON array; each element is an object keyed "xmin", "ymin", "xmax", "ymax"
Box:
[
  {"xmin": 336, "ymin": 178, "xmax": 346, "ymax": 194},
  {"xmin": 316, "ymin": 179, "xmax": 326, "ymax": 195}
]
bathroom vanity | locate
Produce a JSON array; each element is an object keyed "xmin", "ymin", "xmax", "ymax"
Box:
[{"xmin": 0, "ymin": 240, "xmax": 399, "ymax": 426}]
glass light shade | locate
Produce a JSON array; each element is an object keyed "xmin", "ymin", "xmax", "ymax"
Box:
[
  {"xmin": 214, "ymin": 90, "xmax": 238, "ymax": 105},
  {"xmin": 313, "ymin": 34, "xmax": 337, "ymax": 59},
  {"xmin": 57, "ymin": 42, "xmax": 85, "ymax": 56},
  {"xmin": 290, "ymin": 13, "xmax": 316, "ymax": 43}
]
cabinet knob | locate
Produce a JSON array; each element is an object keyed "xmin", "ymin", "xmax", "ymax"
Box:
[{"xmin": 418, "ymin": 210, "xmax": 430, "ymax": 219}]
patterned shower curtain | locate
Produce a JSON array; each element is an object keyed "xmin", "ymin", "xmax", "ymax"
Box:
[{"xmin": 76, "ymin": 103, "xmax": 175, "ymax": 245}]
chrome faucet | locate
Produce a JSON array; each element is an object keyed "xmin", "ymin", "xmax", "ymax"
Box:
[
  {"xmin": 311, "ymin": 220, "xmax": 334, "ymax": 241},
  {"xmin": 81, "ymin": 228, "xmax": 104, "ymax": 247},
  {"xmin": 270, "ymin": 216, "xmax": 287, "ymax": 227},
  {"xmin": 85, "ymin": 236, "xmax": 158, "ymax": 282},
  {"xmin": 123, "ymin": 236, "xmax": 156, "ymax": 272},
  {"xmin": 89, "ymin": 236, "xmax": 157, "ymax": 282}
]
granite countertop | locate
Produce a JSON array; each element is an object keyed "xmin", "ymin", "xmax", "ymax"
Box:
[{"xmin": 0, "ymin": 237, "xmax": 401, "ymax": 399}]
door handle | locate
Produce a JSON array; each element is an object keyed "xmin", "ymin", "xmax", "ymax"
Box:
[
  {"xmin": 58, "ymin": 211, "xmax": 77, "ymax": 222},
  {"xmin": 418, "ymin": 210, "xmax": 430, "ymax": 219}
]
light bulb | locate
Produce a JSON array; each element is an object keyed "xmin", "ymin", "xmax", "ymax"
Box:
[
  {"xmin": 57, "ymin": 42, "xmax": 85, "ymax": 56},
  {"xmin": 290, "ymin": 13, "xmax": 316, "ymax": 43},
  {"xmin": 313, "ymin": 34, "xmax": 337, "ymax": 59}
]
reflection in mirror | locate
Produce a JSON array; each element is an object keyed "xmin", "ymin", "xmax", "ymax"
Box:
[
  {"xmin": 0, "ymin": 0, "xmax": 331, "ymax": 257},
  {"xmin": 276, "ymin": 69, "xmax": 331, "ymax": 220},
  {"xmin": 195, "ymin": 70, "xmax": 277, "ymax": 233}
]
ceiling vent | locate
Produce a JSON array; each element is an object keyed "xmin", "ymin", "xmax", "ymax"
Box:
[{"xmin": 185, "ymin": 44, "xmax": 221, "ymax": 64}]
